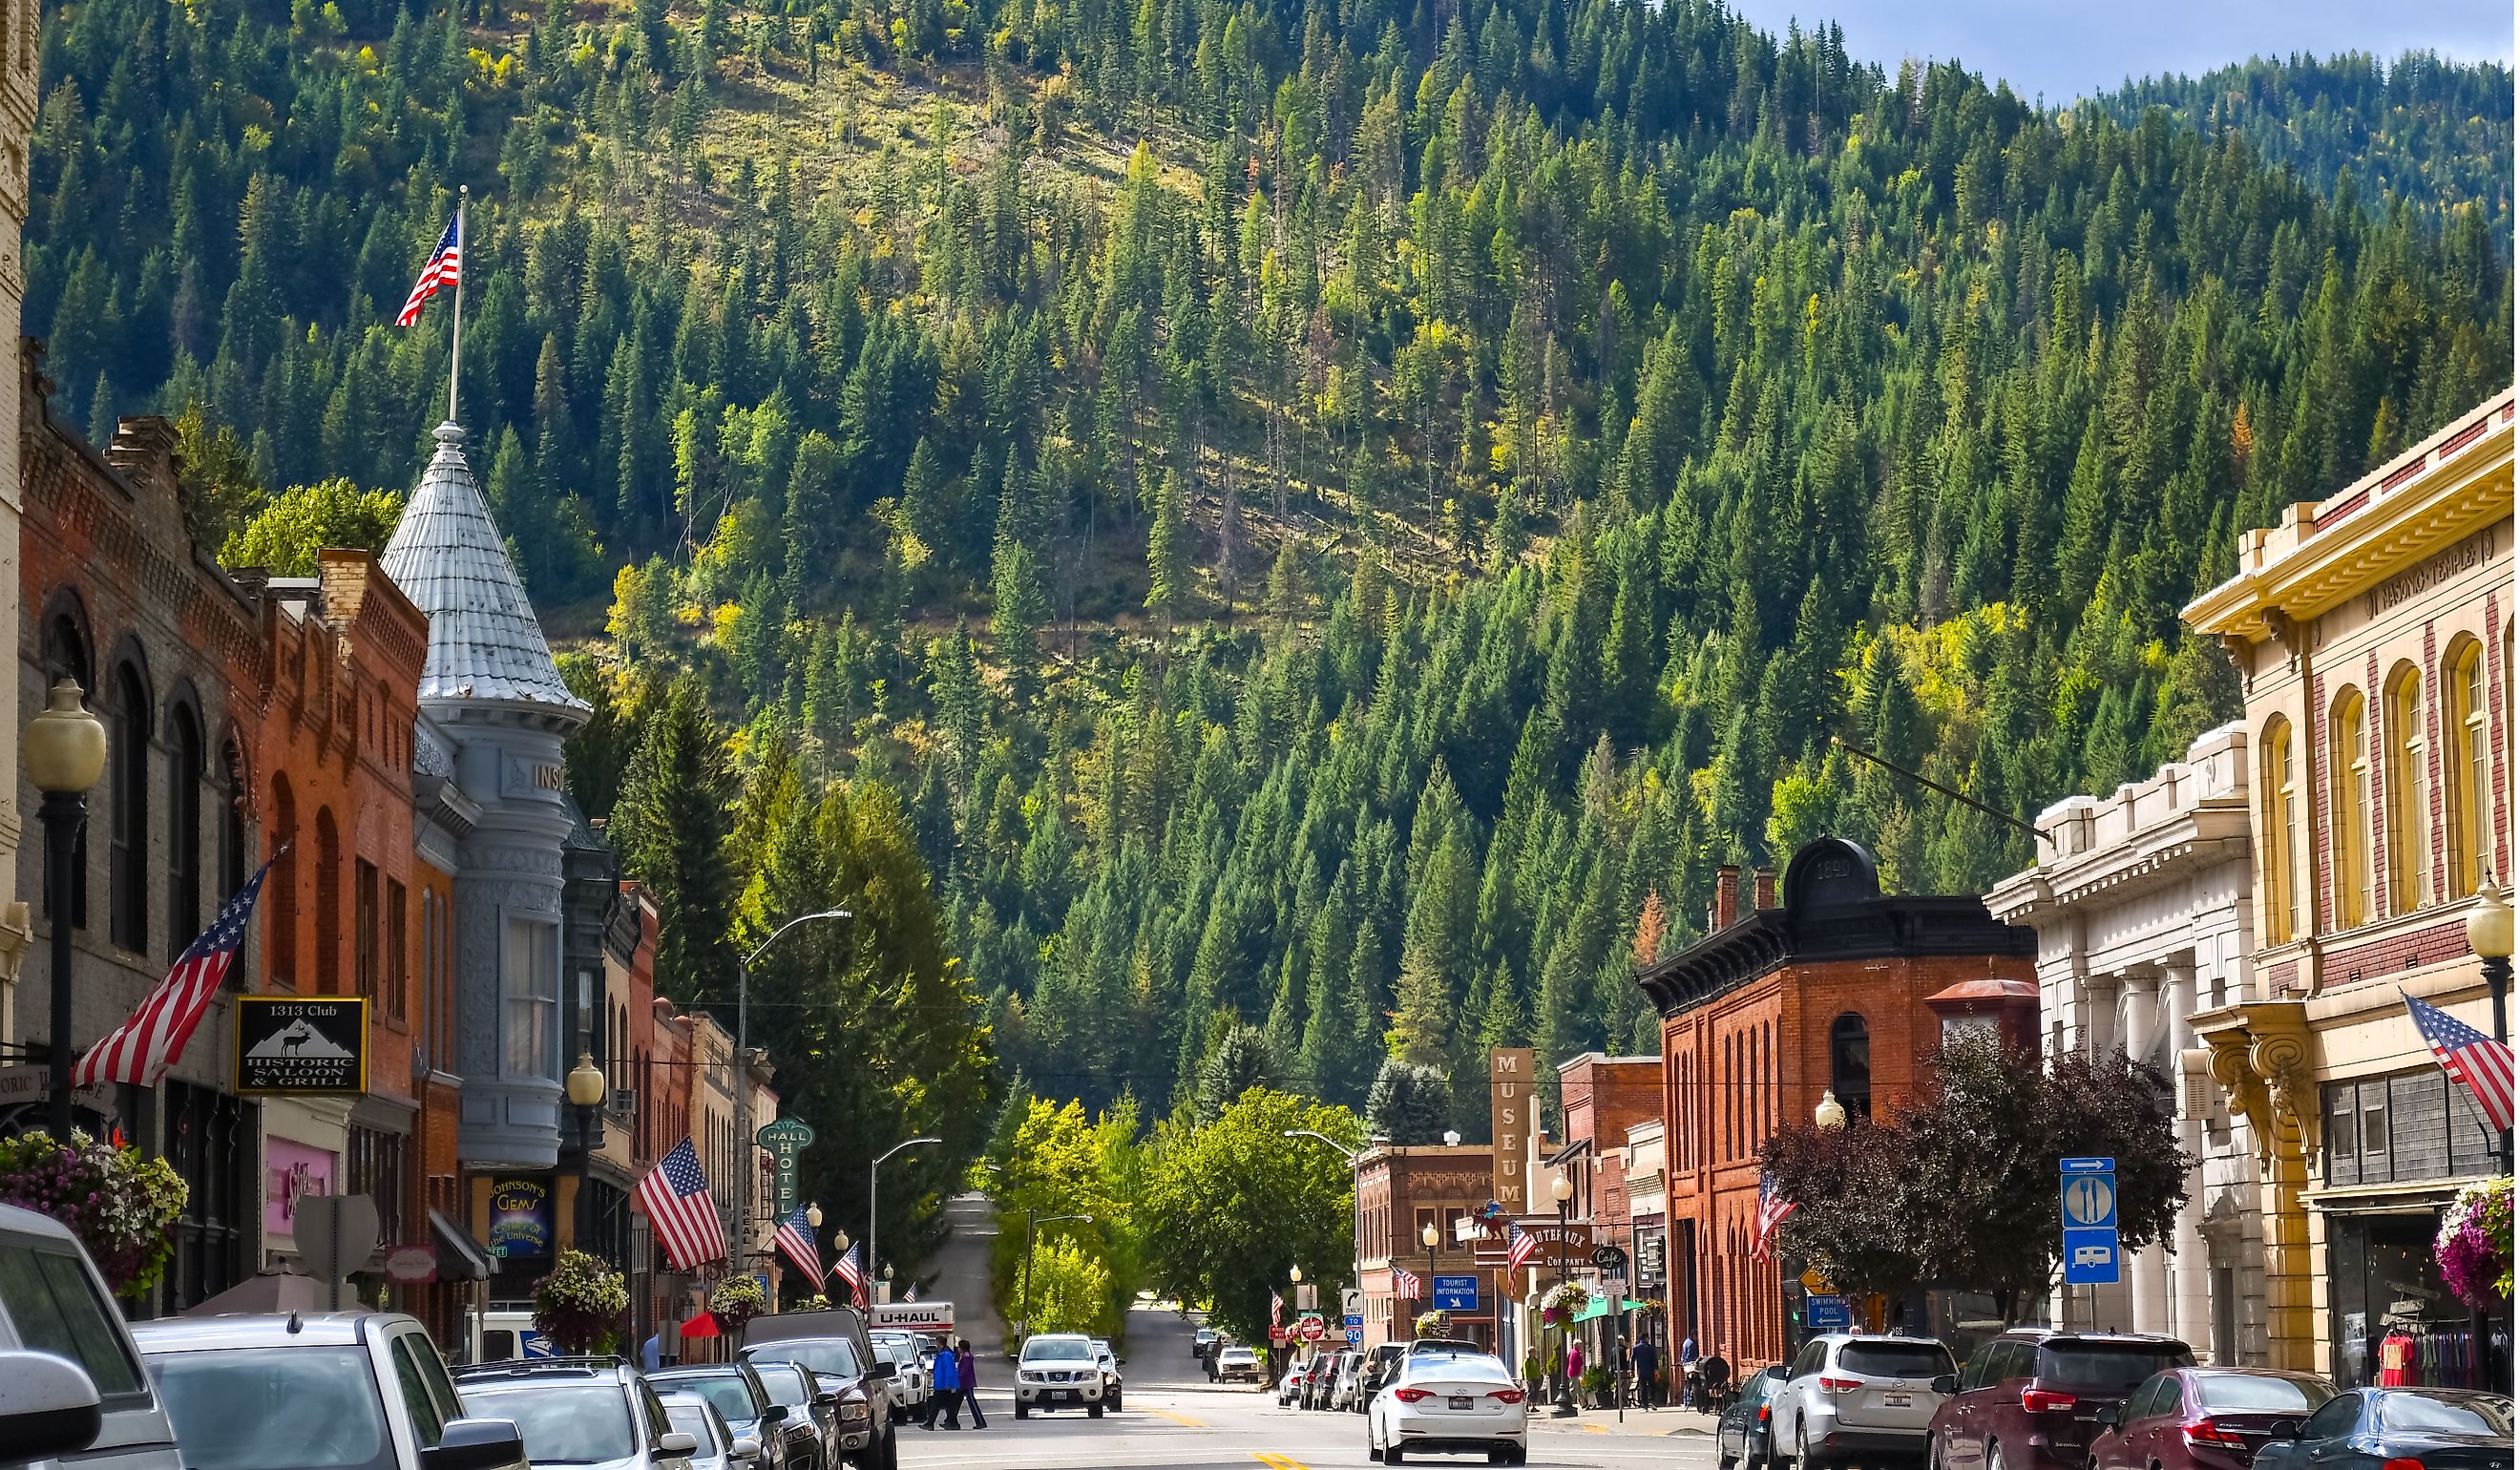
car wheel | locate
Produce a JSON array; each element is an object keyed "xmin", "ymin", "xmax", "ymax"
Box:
[
  {"xmin": 1386, "ymin": 1443, "xmax": 1406, "ymax": 1465},
  {"xmin": 1723, "ymin": 1447, "xmax": 1740, "ymax": 1470},
  {"xmin": 1986, "ymin": 1442, "xmax": 2007, "ymax": 1470},
  {"xmin": 1506, "ymin": 1449, "xmax": 1527, "ymax": 1467},
  {"xmin": 1015, "ymin": 1403, "xmax": 1028, "ymax": 1419},
  {"xmin": 1088, "ymin": 1402, "xmax": 1104, "ymax": 1419},
  {"xmin": 1799, "ymin": 1420, "xmax": 1823, "ymax": 1470},
  {"xmin": 1368, "ymin": 1422, "xmax": 1384, "ymax": 1464}
]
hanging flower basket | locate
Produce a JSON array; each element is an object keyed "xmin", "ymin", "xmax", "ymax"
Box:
[
  {"xmin": 710, "ymin": 1273, "xmax": 766, "ymax": 1332},
  {"xmin": 533, "ymin": 1250, "xmax": 629, "ymax": 1354},
  {"xmin": 2436, "ymin": 1177, "xmax": 2513, "ymax": 1309},
  {"xmin": 1414, "ymin": 1311, "xmax": 1451, "ymax": 1338},
  {"xmin": 1540, "ymin": 1282, "xmax": 1589, "ymax": 1326},
  {"xmin": 0, "ymin": 1130, "xmax": 186, "ymax": 1299},
  {"xmin": 794, "ymin": 1293, "xmax": 831, "ymax": 1312}
]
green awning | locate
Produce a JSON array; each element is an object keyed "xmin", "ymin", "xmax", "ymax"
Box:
[{"xmin": 1570, "ymin": 1295, "xmax": 1649, "ymax": 1322}]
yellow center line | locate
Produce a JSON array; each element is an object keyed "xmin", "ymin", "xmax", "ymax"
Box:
[
  {"xmin": 1147, "ymin": 1407, "xmax": 1208, "ymax": 1428},
  {"xmin": 1253, "ymin": 1455, "xmax": 1312, "ymax": 1470},
  {"xmin": 1583, "ymin": 1421, "xmax": 1608, "ymax": 1433}
]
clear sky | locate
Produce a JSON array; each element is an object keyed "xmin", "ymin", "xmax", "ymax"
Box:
[{"xmin": 1723, "ymin": 0, "xmax": 2514, "ymax": 104}]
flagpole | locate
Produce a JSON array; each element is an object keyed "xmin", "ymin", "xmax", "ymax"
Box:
[{"xmin": 448, "ymin": 185, "xmax": 467, "ymax": 425}]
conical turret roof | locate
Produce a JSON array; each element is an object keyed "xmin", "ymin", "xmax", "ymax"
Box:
[{"xmin": 381, "ymin": 421, "xmax": 590, "ymax": 719}]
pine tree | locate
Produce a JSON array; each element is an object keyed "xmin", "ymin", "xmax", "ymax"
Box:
[
  {"xmin": 612, "ymin": 678, "xmax": 740, "ymax": 1007},
  {"xmin": 1145, "ymin": 469, "xmax": 1192, "ymax": 627}
]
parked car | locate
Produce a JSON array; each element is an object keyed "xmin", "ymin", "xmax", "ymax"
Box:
[
  {"xmin": 1090, "ymin": 1338, "xmax": 1125, "ymax": 1411},
  {"xmin": 660, "ymin": 1392, "xmax": 762, "ymax": 1470},
  {"xmin": 1214, "ymin": 1346, "xmax": 1265, "ymax": 1383},
  {"xmin": 1302, "ymin": 1354, "xmax": 1341, "ymax": 1410},
  {"xmin": 2090, "ymin": 1368, "xmax": 2335, "ymax": 1470},
  {"xmin": 739, "ymin": 1307, "xmax": 898, "ymax": 1470},
  {"xmin": 866, "ymin": 1333, "xmax": 929, "ymax": 1422},
  {"xmin": 1193, "ymin": 1327, "xmax": 1221, "ymax": 1360},
  {"xmin": 1329, "ymin": 1351, "xmax": 1367, "ymax": 1411},
  {"xmin": 747, "ymin": 1359, "xmax": 841, "ymax": 1470},
  {"xmin": 646, "ymin": 1362, "xmax": 794, "ymax": 1470},
  {"xmin": 1925, "ymin": 1331, "xmax": 2195, "ymax": 1470},
  {"xmin": 1279, "ymin": 1360, "xmax": 1309, "ymax": 1405},
  {"xmin": 2251, "ymin": 1387, "xmax": 2511, "ymax": 1470},
  {"xmin": 1014, "ymin": 1333, "xmax": 1107, "ymax": 1418},
  {"xmin": 1366, "ymin": 1345, "xmax": 1528, "ymax": 1464},
  {"xmin": 1720, "ymin": 1365, "xmax": 1793, "ymax": 1470},
  {"xmin": 0, "ymin": 1202, "xmax": 184, "ymax": 1470},
  {"xmin": 1358, "ymin": 1342, "xmax": 1410, "ymax": 1408},
  {"xmin": 1772, "ymin": 1333, "xmax": 1957, "ymax": 1469},
  {"xmin": 449, "ymin": 1356, "xmax": 696, "ymax": 1470}
]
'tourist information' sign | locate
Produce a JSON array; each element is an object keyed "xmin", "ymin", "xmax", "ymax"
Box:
[{"xmin": 233, "ymin": 997, "xmax": 368, "ymax": 1094}]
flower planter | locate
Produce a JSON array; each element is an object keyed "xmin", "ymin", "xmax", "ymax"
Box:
[
  {"xmin": 0, "ymin": 1130, "xmax": 186, "ymax": 1299},
  {"xmin": 534, "ymin": 1250, "xmax": 630, "ymax": 1354}
]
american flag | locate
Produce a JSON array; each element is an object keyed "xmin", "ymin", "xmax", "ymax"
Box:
[
  {"xmin": 772, "ymin": 1205, "xmax": 819, "ymax": 1281},
  {"xmin": 1505, "ymin": 1223, "xmax": 1539, "ymax": 1274},
  {"xmin": 2404, "ymin": 991, "xmax": 2516, "ymax": 1130},
  {"xmin": 636, "ymin": 1139, "xmax": 726, "ymax": 1272},
  {"xmin": 1752, "ymin": 1171, "xmax": 1797, "ymax": 1261},
  {"xmin": 395, "ymin": 211, "xmax": 463, "ymax": 326},
  {"xmin": 831, "ymin": 1243, "xmax": 868, "ymax": 1308},
  {"xmin": 74, "ymin": 863, "xmax": 272, "ymax": 1089},
  {"xmin": 1392, "ymin": 1267, "xmax": 1422, "ymax": 1301},
  {"xmin": 1269, "ymin": 1291, "xmax": 1284, "ymax": 1330},
  {"xmin": 904, "ymin": 1282, "xmax": 919, "ymax": 1303}
]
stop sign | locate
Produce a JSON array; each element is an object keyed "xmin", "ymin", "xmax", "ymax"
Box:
[{"xmin": 1298, "ymin": 1316, "xmax": 1327, "ymax": 1341}]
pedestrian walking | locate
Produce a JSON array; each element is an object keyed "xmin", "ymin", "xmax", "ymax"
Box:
[
  {"xmin": 956, "ymin": 1338, "xmax": 987, "ymax": 1429},
  {"xmin": 1566, "ymin": 1338, "xmax": 1586, "ymax": 1402},
  {"xmin": 1631, "ymin": 1336, "xmax": 1660, "ymax": 1410},
  {"xmin": 925, "ymin": 1339, "xmax": 965, "ymax": 1429},
  {"xmin": 1678, "ymin": 1334, "xmax": 1698, "ymax": 1409},
  {"xmin": 640, "ymin": 1333, "xmax": 662, "ymax": 1374},
  {"xmin": 1523, "ymin": 1348, "xmax": 1545, "ymax": 1404}
]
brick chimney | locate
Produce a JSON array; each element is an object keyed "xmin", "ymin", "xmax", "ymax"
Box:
[
  {"xmin": 1713, "ymin": 864, "xmax": 1740, "ymax": 930},
  {"xmin": 105, "ymin": 415, "xmax": 180, "ymax": 496},
  {"xmin": 1753, "ymin": 866, "xmax": 1777, "ymax": 911}
]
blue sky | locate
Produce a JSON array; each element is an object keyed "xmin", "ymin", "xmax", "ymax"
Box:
[{"xmin": 1722, "ymin": 0, "xmax": 2514, "ymax": 104}]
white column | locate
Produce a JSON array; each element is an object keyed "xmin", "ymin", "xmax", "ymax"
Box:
[
  {"xmin": 2120, "ymin": 968, "xmax": 2168, "ymax": 1336},
  {"xmin": 2164, "ymin": 957, "xmax": 2214, "ymax": 1355}
]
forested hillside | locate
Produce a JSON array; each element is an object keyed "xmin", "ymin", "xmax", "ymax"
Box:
[{"xmin": 28, "ymin": 0, "xmax": 2514, "ymax": 1132}]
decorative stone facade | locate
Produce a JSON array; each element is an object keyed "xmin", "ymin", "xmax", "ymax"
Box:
[
  {"xmin": 2183, "ymin": 391, "xmax": 2512, "ymax": 1389},
  {"xmin": 1985, "ymin": 723, "xmax": 2264, "ymax": 1364},
  {"xmin": 0, "ymin": 0, "xmax": 41, "ymax": 1013}
]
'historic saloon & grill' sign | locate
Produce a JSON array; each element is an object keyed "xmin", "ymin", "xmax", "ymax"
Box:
[{"xmin": 234, "ymin": 997, "xmax": 369, "ymax": 1094}]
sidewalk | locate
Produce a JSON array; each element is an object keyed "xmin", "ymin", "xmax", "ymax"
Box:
[{"xmin": 1527, "ymin": 1402, "xmax": 1719, "ymax": 1438}]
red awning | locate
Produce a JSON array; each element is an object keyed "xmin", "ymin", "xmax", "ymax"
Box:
[{"xmin": 679, "ymin": 1311, "xmax": 722, "ymax": 1339}]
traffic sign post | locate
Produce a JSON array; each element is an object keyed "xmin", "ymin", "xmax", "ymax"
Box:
[
  {"xmin": 1805, "ymin": 1294, "xmax": 1852, "ymax": 1332},
  {"xmin": 2060, "ymin": 1157, "xmax": 2120, "ymax": 1287}
]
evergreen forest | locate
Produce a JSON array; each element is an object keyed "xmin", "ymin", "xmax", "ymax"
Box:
[{"xmin": 26, "ymin": 0, "xmax": 2517, "ymax": 1138}]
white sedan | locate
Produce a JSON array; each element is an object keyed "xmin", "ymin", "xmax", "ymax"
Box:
[{"xmin": 1366, "ymin": 1346, "xmax": 1529, "ymax": 1465}]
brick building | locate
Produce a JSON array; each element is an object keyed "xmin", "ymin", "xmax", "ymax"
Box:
[
  {"xmin": 1547, "ymin": 1053, "xmax": 1663, "ymax": 1357},
  {"xmin": 1354, "ymin": 1142, "xmax": 1496, "ymax": 1349},
  {"xmin": 2183, "ymin": 390, "xmax": 2511, "ymax": 1389},
  {"xmin": 1635, "ymin": 837, "xmax": 2038, "ymax": 1369},
  {"xmin": 14, "ymin": 391, "xmax": 267, "ymax": 1314},
  {"xmin": 0, "ymin": 0, "xmax": 41, "ymax": 1054}
]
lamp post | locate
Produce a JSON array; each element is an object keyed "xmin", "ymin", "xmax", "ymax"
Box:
[
  {"xmin": 25, "ymin": 680, "xmax": 106, "ymax": 1141},
  {"xmin": 1549, "ymin": 1169, "xmax": 1576, "ymax": 1416},
  {"xmin": 871, "ymin": 1133, "xmax": 941, "ymax": 1300},
  {"xmin": 1420, "ymin": 1219, "xmax": 1441, "ymax": 1326},
  {"xmin": 730, "ymin": 909, "xmax": 850, "ymax": 1280},
  {"xmin": 2467, "ymin": 876, "xmax": 2513, "ymax": 1174},
  {"xmin": 1018, "ymin": 1210, "xmax": 1092, "ymax": 1338},
  {"xmin": 1814, "ymin": 1090, "xmax": 1848, "ymax": 1131},
  {"xmin": 567, "ymin": 1052, "xmax": 607, "ymax": 1257}
]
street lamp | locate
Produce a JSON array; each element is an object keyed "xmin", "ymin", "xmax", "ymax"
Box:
[
  {"xmin": 731, "ymin": 910, "xmax": 851, "ymax": 1272},
  {"xmin": 1549, "ymin": 1170, "xmax": 1576, "ymax": 1415},
  {"xmin": 2468, "ymin": 874, "xmax": 2513, "ymax": 1173},
  {"xmin": 807, "ymin": 1202, "xmax": 823, "ymax": 1230},
  {"xmin": 1282, "ymin": 1127, "xmax": 1365, "ymax": 1162},
  {"xmin": 1815, "ymin": 1090, "xmax": 1848, "ymax": 1131},
  {"xmin": 871, "ymin": 1133, "xmax": 941, "ymax": 1299},
  {"xmin": 1018, "ymin": 1211, "xmax": 1093, "ymax": 1338},
  {"xmin": 25, "ymin": 679, "xmax": 105, "ymax": 1141},
  {"xmin": 1421, "ymin": 1220, "xmax": 1440, "ymax": 1317},
  {"xmin": 566, "ymin": 1052, "xmax": 607, "ymax": 1256}
]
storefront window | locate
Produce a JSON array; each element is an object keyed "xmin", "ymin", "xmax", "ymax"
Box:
[{"xmin": 2328, "ymin": 1210, "xmax": 2504, "ymax": 1390}]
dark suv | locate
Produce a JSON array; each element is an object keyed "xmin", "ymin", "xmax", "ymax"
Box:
[
  {"xmin": 740, "ymin": 1306, "xmax": 899, "ymax": 1470},
  {"xmin": 1925, "ymin": 1332, "xmax": 2194, "ymax": 1470},
  {"xmin": 650, "ymin": 1361, "xmax": 811, "ymax": 1470}
]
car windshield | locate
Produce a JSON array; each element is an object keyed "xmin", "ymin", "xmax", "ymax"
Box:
[
  {"xmin": 2193, "ymin": 1375, "xmax": 2327, "ymax": 1414},
  {"xmin": 651, "ymin": 1373, "xmax": 760, "ymax": 1425},
  {"xmin": 1025, "ymin": 1339, "xmax": 1094, "ymax": 1361},
  {"xmin": 2040, "ymin": 1344, "xmax": 2194, "ymax": 1392},
  {"xmin": 755, "ymin": 1363, "xmax": 813, "ymax": 1407},
  {"xmin": 146, "ymin": 1347, "xmax": 392, "ymax": 1470},
  {"xmin": 1221, "ymin": 1349, "xmax": 1253, "ymax": 1361},
  {"xmin": 1404, "ymin": 1354, "xmax": 1512, "ymax": 1382},
  {"xmin": 2375, "ymin": 1394, "xmax": 2513, "ymax": 1436},
  {"xmin": 662, "ymin": 1399, "xmax": 724, "ymax": 1453},
  {"xmin": 872, "ymin": 1337, "xmax": 921, "ymax": 1366},
  {"xmin": 748, "ymin": 1340, "xmax": 863, "ymax": 1378},
  {"xmin": 458, "ymin": 1382, "xmax": 637, "ymax": 1464},
  {"xmin": 1838, "ymin": 1343, "xmax": 1956, "ymax": 1378}
]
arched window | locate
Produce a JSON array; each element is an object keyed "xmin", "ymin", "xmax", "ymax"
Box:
[
  {"xmin": 1829, "ymin": 1013, "xmax": 1872, "ymax": 1119},
  {"xmin": 219, "ymin": 737, "xmax": 246, "ymax": 912},
  {"xmin": 2329, "ymin": 688, "xmax": 2371, "ymax": 930},
  {"xmin": 2262, "ymin": 717, "xmax": 2299, "ymax": 943},
  {"xmin": 167, "ymin": 704, "xmax": 202, "ymax": 956},
  {"xmin": 39, "ymin": 604, "xmax": 94, "ymax": 929},
  {"xmin": 2384, "ymin": 666, "xmax": 2428, "ymax": 914},
  {"xmin": 269, "ymin": 777, "xmax": 298, "ymax": 987},
  {"xmin": 2446, "ymin": 638, "xmax": 2492, "ymax": 897},
  {"xmin": 314, "ymin": 808, "xmax": 342, "ymax": 995},
  {"xmin": 109, "ymin": 662, "xmax": 151, "ymax": 953}
]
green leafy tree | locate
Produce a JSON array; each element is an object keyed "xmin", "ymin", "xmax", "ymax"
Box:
[
  {"xmin": 220, "ymin": 478, "xmax": 405, "ymax": 574},
  {"xmin": 1141, "ymin": 1089, "xmax": 1358, "ymax": 1347}
]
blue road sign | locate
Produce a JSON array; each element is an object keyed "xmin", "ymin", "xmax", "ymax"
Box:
[
  {"xmin": 2061, "ymin": 1172, "xmax": 2118, "ymax": 1229},
  {"xmin": 1433, "ymin": 1275, "xmax": 1480, "ymax": 1311},
  {"xmin": 1805, "ymin": 1294, "xmax": 1852, "ymax": 1331},
  {"xmin": 2060, "ymin": 1157, "xmax": 2115, "ymax": 1174},
  {"xmin": 2063, "ymin": 1228, "xmax": 2121, "ymax": 1284},
  {"xmin": 1346, "ymin": 1327, "xmax": 1364, "ymax": 1346},
  {"xmin": 1345, "ymin": 1313, "xmax": 1365, "ymax": 1329}
]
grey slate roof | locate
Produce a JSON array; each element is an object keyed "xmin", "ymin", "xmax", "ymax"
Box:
[{"xmin": 382, "ymin": 421, "xmax": 590, "ymax": 718}]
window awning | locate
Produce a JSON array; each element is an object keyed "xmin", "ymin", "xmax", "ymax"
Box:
[{"xmin": 431, "ymin": 1208, "xmax": 494, "ymax": 1281}]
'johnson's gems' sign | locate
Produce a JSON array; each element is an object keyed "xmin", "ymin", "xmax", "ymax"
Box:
[{"xmin": 234, "ymin": 998, "xmax": 368, "ymax": 1094}]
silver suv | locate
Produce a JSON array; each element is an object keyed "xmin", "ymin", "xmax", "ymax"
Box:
[
  {"xmin": 453, "ymin": 1356, "xmax": 698, "ymax": 1469},
  {"xmin": 1773, "ymin": 1334, "xmax": 1957, "ymax": 1470},
  {"xmin": 0, "ymin": 1201, "xmax": 180, "ymax": 1470},
  {"xmin": 132, "ymin": 1311, "xmax": 530, "ymax": 1470},
  {"xmin": 1014, "ymin": 1334, "xmax": 1106, "ymax": 1418}
]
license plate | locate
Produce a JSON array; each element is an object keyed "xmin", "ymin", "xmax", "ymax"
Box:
[
  {"xmin": 1449, "ymin": 1396, "xmax": 1474, "ymax": 1410},
  {"xmin": 1053, "ymin": 1390, "xmax": 1075, "ymax": 1401},
  {"xmin": 1885, "ymin": 1395, "xmax": 1912, "ymax": 1407}
]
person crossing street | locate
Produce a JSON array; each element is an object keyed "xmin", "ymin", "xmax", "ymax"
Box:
[
  {"xmin": 956, "ymin": 1338, "xmax": 987, "ymax": 1429},
  {"xmin": 924, "ymin": 1339, "xmax": 965, "ymax": 1429}
]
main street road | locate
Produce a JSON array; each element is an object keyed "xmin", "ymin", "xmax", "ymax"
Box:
[{"xmin": 904, "ymin": 1296, "xmax": 1719, "ymax": 1470}]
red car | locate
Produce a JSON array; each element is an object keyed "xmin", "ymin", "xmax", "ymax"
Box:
[
  {"xmin": 2090, "ymin": 1368, "xmax": 2335, "ymax": 1470},
  {"xmin": 1925, "ymin": 1331, "xmax": 2194, "ymax": 1470}
]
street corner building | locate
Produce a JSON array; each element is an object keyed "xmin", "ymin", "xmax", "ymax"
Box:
[
  {"xmin": 1633, "ymin": 839, "xmax": 2040, "ymax": 1371},
  {"xmin": 2172, "ymin": 390, "xmax": 2511, "ymax": 1391}
]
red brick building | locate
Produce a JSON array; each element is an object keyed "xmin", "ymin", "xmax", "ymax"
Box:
[
  {"xmin": 1635, "ymin": 838, "xmax": 2037, "ymax": 1369},
  {"xmin": 1354, "ymin": 1143, "xmax": 1496, "ymax": 1349}
]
